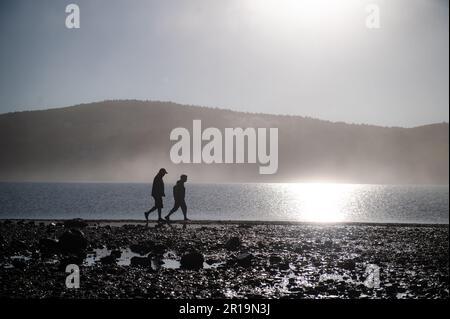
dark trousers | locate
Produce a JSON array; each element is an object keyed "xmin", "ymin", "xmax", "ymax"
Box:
[
  {"xmin": 167, "ymin": 200, "xmax": 187, "ymax": 219},
  {"xmin": 147, "ymin": 196, "xmax": 163, "ymax": 219}
]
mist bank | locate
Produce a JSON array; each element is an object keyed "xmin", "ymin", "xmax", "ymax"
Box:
[{"xmin": 0, "ymin": 100, "xmax": 448, "ymax": 184}]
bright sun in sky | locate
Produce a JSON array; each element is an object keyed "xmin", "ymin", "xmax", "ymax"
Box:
[{"xmin": 245, "ymin": 0, "xmax": 360, "ymax": 31}]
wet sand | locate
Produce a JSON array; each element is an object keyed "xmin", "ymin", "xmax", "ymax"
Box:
[{"xmin": 0, "ymin": 219, "xmax": 448, "ymax": 299}]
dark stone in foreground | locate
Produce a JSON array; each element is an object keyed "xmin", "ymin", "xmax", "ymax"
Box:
[
  {"xmin": 130, "ymin": 241, "xmax": 153, "ymax": 255},
  {"xmin": 39, "ymin": 238, "xmax": 60, "ymax": 255},
  {"xmin": 130, "ymin": 256, "xmax": 151, "ymax": 267},
  {"xmin": 225, "ymin": 237, "xmax": 241, "ymax": 251},
  {"xmin": 58, "ymin": 229, "xmax": 88, "ymax": 254},
  {"xmin": 100, "ymin": 254, "xmax": 117, "ymax": 265},
  {"xmin": 236, "ymin": 252, "xmax": 253, "ymax": 267},
  {"xmin": 180, "ymin": 251, "xmax": 204, "ymax": 270},
  {"xmin": 64, "ymin": 219, "xmax": 88, "ymax": 229}
]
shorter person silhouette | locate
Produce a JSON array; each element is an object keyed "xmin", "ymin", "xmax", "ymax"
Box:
[{"xmin": 165, "ymin": 174, "xmax": 189, "ymax": 221}]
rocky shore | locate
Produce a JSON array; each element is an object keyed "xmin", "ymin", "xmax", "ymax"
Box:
[{"xmin": 0, "ymin": 219, "xmax": 448, "ymax": 299}]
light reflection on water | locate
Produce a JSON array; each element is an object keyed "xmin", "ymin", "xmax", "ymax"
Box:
[
  {"xmin": 0, "ymin": 182, "xmax": 448, "ymax": 223},
  {"xmin": 287, "ymin": 183, "xmax": 355, "ymax": 222}
]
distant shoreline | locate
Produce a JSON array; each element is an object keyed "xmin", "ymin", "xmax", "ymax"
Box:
[{"xmin": 1, "ymin": 219, "xmax": 448, "ymax": 228}]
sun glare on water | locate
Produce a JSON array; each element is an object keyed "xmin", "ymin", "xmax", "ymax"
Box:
[{"xmin": 290, "ymin": 183, "xmax": 357, "ymax": 223}]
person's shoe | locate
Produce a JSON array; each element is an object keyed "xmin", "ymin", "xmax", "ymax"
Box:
[
  {"xmin": 165, "ymin": 216, "xmax": 170, "ymax": 221},
  {"xmin": 158, "ymin": 218, "xmax": 164, "ymax": 222},
  {"xmin": 144, "ymin": 211, "xmax": 149, "ymax": 221},
  {"xmin": 184, "ymin": 218, "xmax": 190, "ymax": 221}
]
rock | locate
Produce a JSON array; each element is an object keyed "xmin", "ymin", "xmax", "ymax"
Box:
[
  {"xmin": 10, "ymin": 240, "xmax": 28, "ymax": 253},
  {"xmin": 110, "ymin": 249, "xmax": 122, "ymax": 259},
  {"xmin": 279, "ymin": 262, "xmax": 290, "ymax": 271},
  {"xmin": 269, "ymin": 255, "xmax": 282, "ymax": 264},
  {"xmin": 225, "ymin": 237, "xmax": 241, "ymax": 251},
  {"xmin": 153, "ymin": 243, "xmax": 167, "ymax": 255},
  {"xmin": 58, "ymin": 229, "xmax": 88, "ymax": 254},
  {"xmin": 100, "ymin": 254, "xmax": 117, "ymax": 265},
  {"xmin": 180, "ymin": 251, "xmax": 204, "ymax": 270},
  {"xmin": 206, "ymin": 258, "xmax": 220, "ymax": 265},
  {"xmin": 338, "ymin": 259, "xmax": 356, "ymax": 271},
  {"xmin": 236, "ymin": 252, "xmax": 253, "ymax": 267},
  {"xmin": 39, "ymin": 238, "xmax": 60, "ymax": 255},
  {"xmin": 12, "ymin": 258, "xmax": 27, "ymax": 269},
  {"xmin": 130, "ymin": 256, "xmax": 151, "ymax": 267},
  {"xmin": 47, "ymin": 222, "xmax": 57, "ymax": 230},
  {"xmin": 64, "ymin": 218, "xmax": 88, "ymax": 229},
  {"xmin": 130, "ymin": 241, "xmax": 154, "ymax": 255},
  {"xmin": 348, "ymin": 289, "xmax": 361, "ymax": 298}
]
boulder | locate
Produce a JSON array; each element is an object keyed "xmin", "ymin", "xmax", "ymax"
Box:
[
  {"xmin": 225, "ymin": 237, "xmax": 241, "ymax": 251},
  {"xmin": 130, "ymin": 241, "xmax": 154, "ymax": 255},
  {"xmin": 110, "ymin": 249, "xmax": 122, "ymax": 259},
  {"xmin": 12, "ymin": 258, "xmax": 27, "ymax": 269},
  {"xmin": 39, "ymin": 238, "xmax": 60, "ymax": 255},
  {"xmin": 100, "ymin": 254, "xmax": 117, "ymax": 265},
  {"xmin": 153, "ymin": 243, "xmax": 167, "ymax": 255},
  {"xmin": 64, "ymin": 218, "xmax": 88, "ymax": 229},
  {"xmin": 180, "ymin": 251, "xmax": 204, "ymax": 270},
  {"xmin": 269, "ymin": 255, "xmax": 282, "ymax": 264},
  {"xmin": 130, "ymin": 256, "xmax": 151, "ymax": 267},
  {"xmin": 10, "ymin": 240, "xmax": 28, "ymax": 253},
  {"xmin": 46, "ymin": 222, "xmax": 57, "ymax": 231},
  {"xmin": 236, "ymin": 252, "xmax": 253, "ymax": 267},
  {"xmin": 338, "ymin": 259, "xmax": 356, "ymax": 271},
  {"xmin": 58, "ymin": 229, "xmax": 88, "ymax": 254}
]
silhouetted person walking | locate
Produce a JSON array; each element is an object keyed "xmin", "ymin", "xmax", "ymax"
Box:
[
  {"xmin": 165, "ymin": 174, "xmax": 189, "ymax": 221},
  {"xmin": 145, "ymin": 168, "xmax": 167, "ymax": 222}
]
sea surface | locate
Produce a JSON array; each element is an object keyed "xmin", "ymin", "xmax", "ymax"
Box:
[{"xmin": 0, "ymin": 183, "xmax": 448, "ymax": 224}]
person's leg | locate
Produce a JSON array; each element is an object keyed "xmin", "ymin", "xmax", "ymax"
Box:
[
  {"xmin": 155, "ymin": 197, "xmax": 163, "ymax": 221},
  {"xmin": 145, "ymin": 205, "xmax": 157, "ymax": 220},
  {"xmin": 181, "ymin": 201, "xmax": 188, "ymax": 220},
  {"xmin": 157, "ymin": 208, "xmax": 162, "ymax": 220},
  {"xmin": 166, "ymin": 203, "xmax": 179, "ymax": 220}
]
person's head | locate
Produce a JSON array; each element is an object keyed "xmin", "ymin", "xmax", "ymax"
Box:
[
  {"xmin": 180, "ymin": 174, "xmax": 188, "ymax": 182},
  {"xmin": 158, "ymin": 168, "xmax": 168, "ymax": 176}
]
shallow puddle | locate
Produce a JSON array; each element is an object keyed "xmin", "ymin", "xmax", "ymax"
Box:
[
  {"xmin": 0, "ymin": 255, "xmax": 32, "ymax": 269},
  {"xmin": 83, "ymin": 248, "xmax": 223, "ymax": 270}
]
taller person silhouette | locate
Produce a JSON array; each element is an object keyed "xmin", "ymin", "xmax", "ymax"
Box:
[{"xmin": 145, "ymin": 168, "xmax": 167, "ymax": 222}]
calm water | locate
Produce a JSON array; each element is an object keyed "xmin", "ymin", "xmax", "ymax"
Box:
[{"xmin": 0, "ymin": 183, "xmax": 448, "ymax": 224}]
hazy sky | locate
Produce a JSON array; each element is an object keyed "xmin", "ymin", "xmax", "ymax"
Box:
[{"xmin": 0, "ymin": 0, "xmax": 448, "ymax": 127}]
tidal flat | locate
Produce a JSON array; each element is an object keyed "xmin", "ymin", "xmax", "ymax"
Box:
[{"xmin": 0, "ymin": 219, "xmax": 448, "ymax": 299}]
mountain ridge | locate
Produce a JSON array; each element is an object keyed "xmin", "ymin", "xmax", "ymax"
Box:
[
  {"xmin": 0, "ymin": 100, "xmax": 448, "ymax": 184},
  {"xmin": 3, "ymin": 99, "xmax": 447, "ymax": 129}
]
